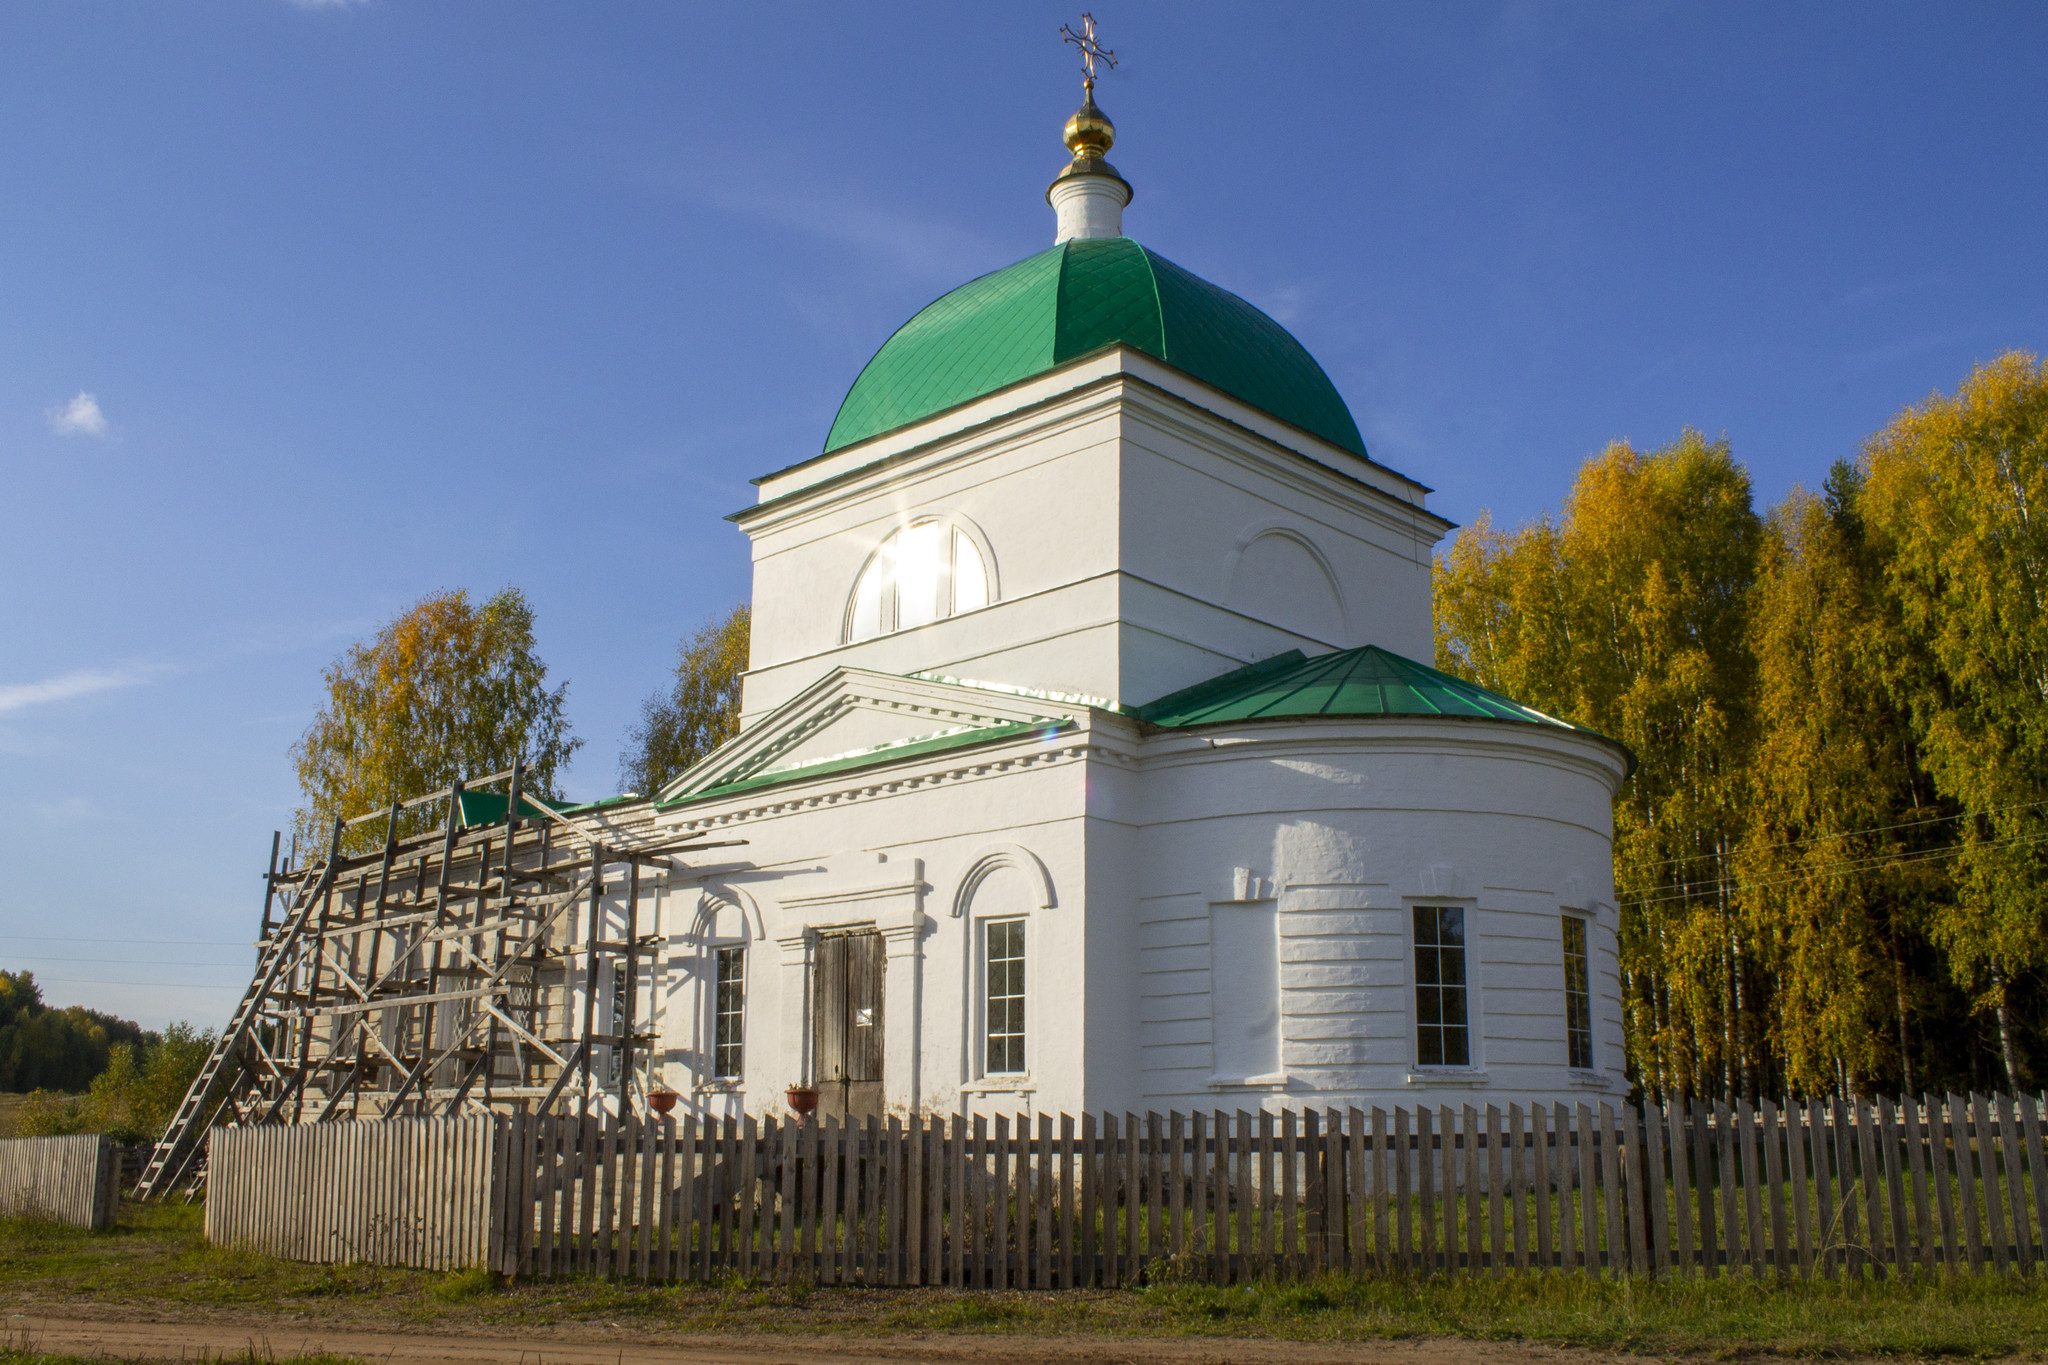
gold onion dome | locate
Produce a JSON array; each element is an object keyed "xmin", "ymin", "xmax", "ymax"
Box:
[{"xmin": 1049, "ymin": 87, "xmax": 1132, "ymax": 201}]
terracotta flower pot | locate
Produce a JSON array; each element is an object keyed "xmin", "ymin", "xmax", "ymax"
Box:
[
  {"xmin": 786, "ymin": 1086, "xmax": 820, "ymax": 1116},
  {"xmin": 648, "ymin": 1089, "xmax": 678, "ymax": 1115}
]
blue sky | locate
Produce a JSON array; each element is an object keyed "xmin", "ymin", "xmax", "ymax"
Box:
[{"xmin": 3, "ymin": 2, "xmax": 2043, "ymax": 1031}]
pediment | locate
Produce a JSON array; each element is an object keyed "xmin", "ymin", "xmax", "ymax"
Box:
[{"xmin": 656, "ymin": 668, "xmax": 1079, "ymax": 804}]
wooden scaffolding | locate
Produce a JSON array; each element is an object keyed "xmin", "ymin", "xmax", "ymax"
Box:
[{"xmin": 137, "ymin": 763, "xmax": 733, "ymax": 1200}]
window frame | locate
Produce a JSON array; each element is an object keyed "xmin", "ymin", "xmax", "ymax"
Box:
[
  {"xmin": 1562, "ymin": 913, "xmax": 1595, "ymax": 1072},
  {"xmin": 980, "ymin": 916, "xmax": 1028, "ymax": 1078},
  {"xmin": 844, "ymin": 516, "xmax": 997, "ymax": 643},
  {"xmin": 712, "ymin": 943, "xmax": 746, "ymax": 1082},
  {"xmin": 1411, "ymin": 903, "xmax": 1475, "ymax": 1070}
]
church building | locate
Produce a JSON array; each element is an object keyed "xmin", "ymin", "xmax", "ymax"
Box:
[{"xmin": 647, "ymin": 83, "xmax": 1632, "ymax": 1123}]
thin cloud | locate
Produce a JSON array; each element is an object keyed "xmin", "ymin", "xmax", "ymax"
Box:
[
  {"xmin": 48, "ymin": 392, "xmax": 108, "ymax": 437},
  {"xmin": 0, "ymin": 665, "xmax": 161, "ymax": 716}
]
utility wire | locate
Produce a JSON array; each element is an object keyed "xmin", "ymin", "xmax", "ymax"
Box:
[
  {"xmin": 1617, "ymin": 796, "xmax": 2048, "ymax": 874},
  {"xmin": 1621, "ymin": 829, "xmax": 2048, "ymax": 910}
]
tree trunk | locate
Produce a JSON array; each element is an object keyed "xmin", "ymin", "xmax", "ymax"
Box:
[
  {"xmin": 1992, "ymin": 958, "xmax": 2022, "ymax": 1089},
  {"xmin": 1893, "ymin": 940, "xmax": 1915, "ymax": 1098}
]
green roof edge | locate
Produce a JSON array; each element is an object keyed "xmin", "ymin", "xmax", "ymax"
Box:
[{"xmin": 656, "ymin": 718, "xmax": 1077, "ymax": 810}]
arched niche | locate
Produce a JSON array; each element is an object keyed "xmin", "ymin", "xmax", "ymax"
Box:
[
  {"xmin": 1222, "ymin": 522, "xmax": 1349, "ymax": 645},
  {"xmin": 950, "ymin": 843, "xmax": 1057, "ymax": 919}
]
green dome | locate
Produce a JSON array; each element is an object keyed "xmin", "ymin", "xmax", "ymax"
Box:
[{"xmin": 824, "ymin": 237, "xmax": 1369, "ymax": 458}]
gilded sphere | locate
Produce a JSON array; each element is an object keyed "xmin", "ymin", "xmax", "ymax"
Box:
[{"xmin": 1063, "ymin": 95, "xmax": 1116, "ymax": 159}]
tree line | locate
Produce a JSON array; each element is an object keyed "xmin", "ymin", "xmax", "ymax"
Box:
[{"xmin": 1435, "ymin": 351, "xmax": 2048, "ymax": 1102}]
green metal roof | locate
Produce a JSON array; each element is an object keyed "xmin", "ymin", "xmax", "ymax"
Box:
[
  {"xmin": 656, "ymin": 718, "xmax": 1075, "ymax": 809},
  {"xmin": 1134, "ymin": 646, "xmax": 1628, "ymax": 764},
  {"xmin": 823, "ymin": 236, "xmax": 1369, "ymax": 459},
  {"xmin": 456, "ymin": 790, "xmax": 638, "ymax": 828}
]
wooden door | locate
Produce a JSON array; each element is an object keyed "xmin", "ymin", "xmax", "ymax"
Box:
[{"xmin": 813, "ymin": 929, "xmax": 885, "ymax": 1119}]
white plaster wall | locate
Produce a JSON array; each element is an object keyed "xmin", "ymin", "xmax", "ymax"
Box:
[
  {"xmin": 1117, "ymin": 718, "xmax": 1629, "ymax": 1114},
  {"xmin": 735, "ymin": 352, "xmax": 1451, "ymax": 724},
  {"xmin": 649, "ymin": 704, "xmax": 1626, "ymax": 1123},
  {"xmin": 649, "ymin": 715, "xmax": 1108, "ymax": 1125}
]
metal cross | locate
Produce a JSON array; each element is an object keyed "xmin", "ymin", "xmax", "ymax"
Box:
[{"xmin": 1060, "ymin": 13, "xmax": 1117, "ymax": 90}]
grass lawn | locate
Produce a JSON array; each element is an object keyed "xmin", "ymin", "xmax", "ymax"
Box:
[{"xmin": 8, "ymin": 1200, "xmax": 2048, "ymax": 1359}]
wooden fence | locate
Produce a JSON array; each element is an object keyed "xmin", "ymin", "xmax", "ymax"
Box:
[
  {"xmin": 0, "ymin": 1134, "xmax": 118, "ymax": 1230},
  {"xmin": 205, "ymin": 1116, "xmax": 512, "ymax": 1269},
  {"xmin": 201, "ymin": 1092, "xmax": 2048, "ymax": 1283}
]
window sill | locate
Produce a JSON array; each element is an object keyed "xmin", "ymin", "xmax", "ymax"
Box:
[
  {"xmin": 1405, "ymin": 1069, "xmax": 1492, "ymax": 1087},
  {"xmin": 1567, "ymin": 1070, "xmax": 1611, "ymax": 1089},
  {"xmin": 695, "ymin": 1079, "xmax": 743, "ymax": 1094},
  {"xmin": 961, "ymin": 1076, "xmax": 1035, "ymax": 1095},
  {"xmin": 1206, "ymin": 1072, "xmax": 1291, "ymax": 1090}
]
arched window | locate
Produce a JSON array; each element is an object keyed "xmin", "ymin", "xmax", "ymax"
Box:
[{"xmin": 847, "ymin": 520, "xmax": 992, "ymax": 642}]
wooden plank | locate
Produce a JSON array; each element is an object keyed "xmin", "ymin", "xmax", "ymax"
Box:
[
  {"xmin": 1167, "ymin": 1111, "xmax": 1186, "ymax": 1262},
  {"xmin": 1211, "ymin": 1110, "xmax": 1231, "ymax": 1284},
  {"xmin": 1147, "ymin": 1111, "xmax": 1166, "ymax": 1274},
  {"xmin": 1285, "ymin": 1108, "xmax": 1304, "ymax": 1277},
  {"xmin": 1414, "ymin": 1106, "xmax": 1435, "ymax": 1273},
  {"xmin": 861, "ymin": 1113, "xmax": 881, "ymax": 1285},
  {"xmin": 1347, "ymin": 1107, "xmax": 1369, "ymax": 1274},
  {"xmin": 1901, "ymin": 1095, "xmax": 1932, "ymax": 1277},
  {"xmin": 1392, "ymin": 1106, "xmax": 1412, "ymax": 1270},
  {"xmin": 1950, "ymin": 1094, "xmax": 1984, "ymax": 1272},
  {"xmin": 1487, "ymin": 1106, "xmax": 1508, "ymax": 1275},
  {"xmin": 1688, "ymin": 1097, "xmax": 1714, "ymax": 1277},
  {"xmin": 886, "ymin": 1113, "xmax": 905, "ymax": 1287},
  {"xmin": 1850, "ymin": 1099, "xmax": 1884, "ymax": 1279},
  {"xmin": 1130, "ymin": 1113, "xmax": 1146, "ymax": 1293},
  {"xmin": 1531, "ymin": 1104, "xmax": 1555, "ymax": 1271},
  {"xmin": 1757, "ymin": 1100, "xmax": 1784, "ymax": 1279},
  {"xmin": 1605, "ymin": 1104, "xmax": 1634, "ymax": 1277},
  {"xmin": 1737, "ymin": 1100, "xmax": 1765, "ymax": 1278},
  {"xmin": 1507, "ymin": 1104, "xmax": 1530, "ymax": 1272},
  {"xmin": 1787, "ymin": 1099, "xmax": 1813, "ymax": 1280},
  {"xmin": 991, "ymin": 1113, "xmax": 1010, "ymax": 1291},
  {"xmin": 1577, "ymin": 1103, "xmax": 1601, "ymax": 1276},
  {"xmin": 1370, "ymin": 1108, "xmax": 1391, "ymax": 1270},
  {"xmin": 1716, "ymin": 1100, "xmax": 1742, "ymax": 1279},
  {"xmin": 1827, "ymin": 1097, "xmax": 1858, "ymax": 1277},
  {"xmin": 1975, "ymin": 1094, "xmax": 2009, "ymax": 1274},
  {"xmin": 1642, "ymin": 1100, "xmax": 1670, "ymax": 1278},
  {"xmin": 1440, "ymin": 1106, "xmax": 1461, "ymax": 1275},
  {"xmin": 2023, "ymin": 1093, "xmax": 2048, "ymax": 1276},
  {"xmin": 1059, "ymin": 1113, "xmax": 1078, "ymax": 1288},
  {"xmin": 1554, "ymin": 1102, "xmax": 1576, "ymax": 1274},
  {"xmin": 1323, "ymin": 1108, "xmax": 1344, "ymax": 1274},
  {"xmin": 1879, "ymin": 1098, "xmax": 1909, "ymax": 1278},
  {"xmin": 1998, "ymin": 1093, "xmax": 2031, "ymax": 1275},
  {"xmin": 1464, "ymin": 1105, "xmax": 1484, "ymax": 1276},
  {"xmin": 1080, "ymin": 1112, "xmax": 1098, "ymax": 1289},
  {"xmin": 1927, "ymin": 1096, "xmax": 1957, "ymax": 1272},
  {"xmin": 1234, "ymin": 1111, "xmax": 1255, "ymax": 1280},
  {"xmin": 966, "ymin": 1115, "xmax": 986, "ymax": 1287}
]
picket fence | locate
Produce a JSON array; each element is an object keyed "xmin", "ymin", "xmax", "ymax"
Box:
[
  {"xmin": 0, "ymin": 1133, "xmax": 119, "ymax": 1230},
  {"xmin": 207, "ymin": 1117, "xmax": 509, "ymax": 1270},
  {"xmin": 202, "ymin": 1093, "xmax": 2048, "ymax": 1284}
]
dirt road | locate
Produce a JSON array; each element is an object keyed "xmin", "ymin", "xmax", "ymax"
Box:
[{"xmin": 5, "ymin": 1312, "xmax": 1606, "ymax": 1365}]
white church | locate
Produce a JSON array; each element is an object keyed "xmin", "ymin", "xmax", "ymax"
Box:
[{"xmin": 642, "ymin": 85, "xmax": 1632, "ymax": 1123}]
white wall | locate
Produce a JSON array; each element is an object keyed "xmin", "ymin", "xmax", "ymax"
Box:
[{"xmin": 733, "ymin": 350, "xmax": 1451, "ymax": 724}]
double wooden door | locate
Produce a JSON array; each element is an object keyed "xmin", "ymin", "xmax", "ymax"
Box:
[{"xmin": 812, "ymin": 929, "xmax": 884, "ymax": 1119}]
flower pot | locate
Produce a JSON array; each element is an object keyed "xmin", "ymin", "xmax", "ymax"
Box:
[
  {"xmin": 786, "ymin": 1086, "xmax": 820, "ymax": 1116},
  {"xmin": 648, "ymin": 1089, "xmax": 678, "ymax": 1115}
]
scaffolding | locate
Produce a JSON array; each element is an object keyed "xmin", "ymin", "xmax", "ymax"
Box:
[{"xmin": 137, "ymin": 763, "xmax": 734, "ymax": 1200}]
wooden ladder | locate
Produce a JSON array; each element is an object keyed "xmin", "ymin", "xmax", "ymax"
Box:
[{"xmin": 135, "ymin": 849, "xmax": 336, "ymax": 1200}]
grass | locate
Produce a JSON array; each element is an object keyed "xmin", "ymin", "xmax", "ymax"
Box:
[{"xmin": 9, "ymin": 1200, "xmax": 2048, "ymax": 1357}]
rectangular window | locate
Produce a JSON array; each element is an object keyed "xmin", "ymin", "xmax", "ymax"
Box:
[
  {"xmin": 1414, "ymin": 905, "xmax": 1470, "ymax": 1067},
  {"xmin": 713, "ymin": 946, "xmax": 746, "ymax": 1080},
  {"xmin": 1563, "ymin": 915, "xmax": 1594, "ymax": 1070},
  {"xmin": 984, "ymin": 919, "xmax": 1027, "ymax": 1075}
]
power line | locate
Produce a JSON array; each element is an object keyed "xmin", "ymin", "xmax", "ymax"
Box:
[
  {"xmin": 4, "ymin": 955, "xmax": 248, "ymax": 968},
  {"xmin": 22, "ymin": 977, "xmax": 237, "ymax": 990},
  {"xmin": 1622, "ymin": 828, "xmax": 2048, "ymax": 910},
  {"xmin": 0, "ymin": 935, "xmax": 249, "ymax": 946},
  {"xmin": 1617, "ymin": 797, "xmax": 2048, "ymax": 875}
]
